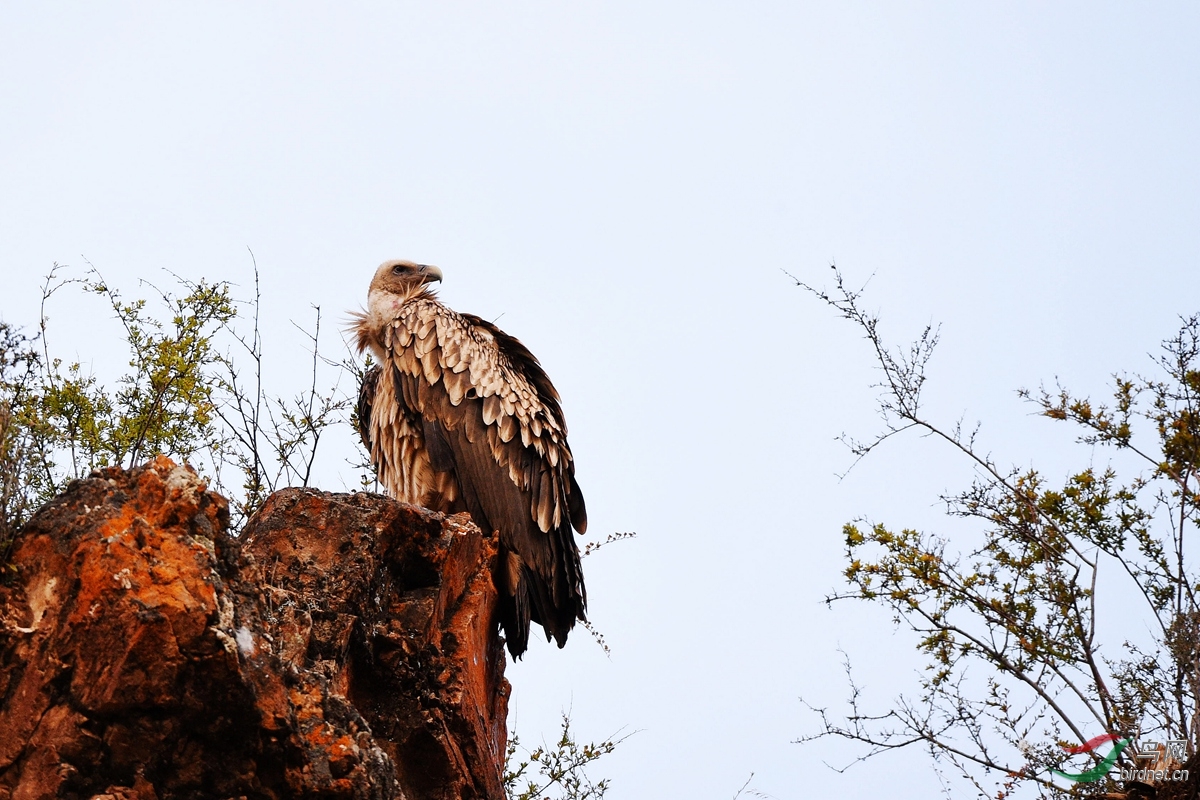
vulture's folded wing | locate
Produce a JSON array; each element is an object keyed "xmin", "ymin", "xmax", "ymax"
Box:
[{"xmin": 379, "ymin": 299, "xmax": 587, "ymax": 654}]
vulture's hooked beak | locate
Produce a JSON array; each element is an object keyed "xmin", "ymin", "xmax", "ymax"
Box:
[{"xmin": 419, "ymin": 265, "xmax": 443, "ymax": 284}]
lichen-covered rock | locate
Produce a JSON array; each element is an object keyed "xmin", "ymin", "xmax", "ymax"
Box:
[
  {"xmin": 0, "ymin": 457, "xmax": 508, "ymax": 800},
  {"xmin": 242, "ymin": 488, "xmax": 509, "ymax": 800}
]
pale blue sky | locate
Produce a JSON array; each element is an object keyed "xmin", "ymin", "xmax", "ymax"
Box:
[{"xmin": 3, "ymin": 4, "xmax": 1199, "ymax": 797}]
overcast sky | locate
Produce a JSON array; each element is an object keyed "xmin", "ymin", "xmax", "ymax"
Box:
[{"xmin": 3, "ymin": 4, "xmax": 1200, "ymax": 797}]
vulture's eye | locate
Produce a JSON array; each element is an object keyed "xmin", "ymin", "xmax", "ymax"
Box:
[{"xmin": 392, "ymin": 264, "xmax": 406, "ymax": 275}]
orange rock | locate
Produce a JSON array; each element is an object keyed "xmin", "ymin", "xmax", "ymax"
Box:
[
  {"xmin": 242, "ymin": 487, "xmax": 510, "ymax": 800},
  {"xmin": 0, "ymin": 457, "xmax": 508, "ymax": 800}
]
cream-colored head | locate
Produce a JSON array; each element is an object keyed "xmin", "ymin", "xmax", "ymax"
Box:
[
  {"xmin": 353, "ymin": 260, "xmax": 444, "ymax": 355},
  {"xmin": 366, "ymin": 259, "xmax": 443, "ymax": 320},
  {"xmin": 369, "ymin": 259, "xmax": 443, "ymax": 298}
]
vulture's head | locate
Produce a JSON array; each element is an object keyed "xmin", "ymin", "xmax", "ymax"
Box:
[
  {"xmin": 357, "ymin": 259, "xmax": 442, "ymax": 356},
  {"xmin": 369, "ymin": 259, "xmax": 444, "ymax": 300}
]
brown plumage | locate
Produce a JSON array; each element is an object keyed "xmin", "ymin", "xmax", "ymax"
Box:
[{"xmin": 352, "ymin": 259, "xmax": 587, "ymax": 658}]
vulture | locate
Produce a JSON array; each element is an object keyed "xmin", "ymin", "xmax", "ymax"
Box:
[{"xmin": 352, "ymin": 259, "xmax": 587, "ymax": 658}]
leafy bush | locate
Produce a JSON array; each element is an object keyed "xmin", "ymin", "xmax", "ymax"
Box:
[
  {"xmin": 0, "ymin": 262, "xmax": 355, "ymax": 549},
  {"xmin": 505, "ymin": 714, "xmax": 627, "ymax": 800},
  {"xmin": 797, "ymin": 266, "xmax": 1200, "ymax": 798}
]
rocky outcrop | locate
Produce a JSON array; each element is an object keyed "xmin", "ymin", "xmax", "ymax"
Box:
[{"xmin": 0, "ymin": 456, "xmax": 508, "ymax": 800}]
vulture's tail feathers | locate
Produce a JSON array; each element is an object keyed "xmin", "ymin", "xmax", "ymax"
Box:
[
  {"xmin": 501, "ymin": 561, "xmax": 533, "ymax": 659},
  {"xmin": 501, "ymin": 558, "xmax": 584, "ymax": 657}
]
